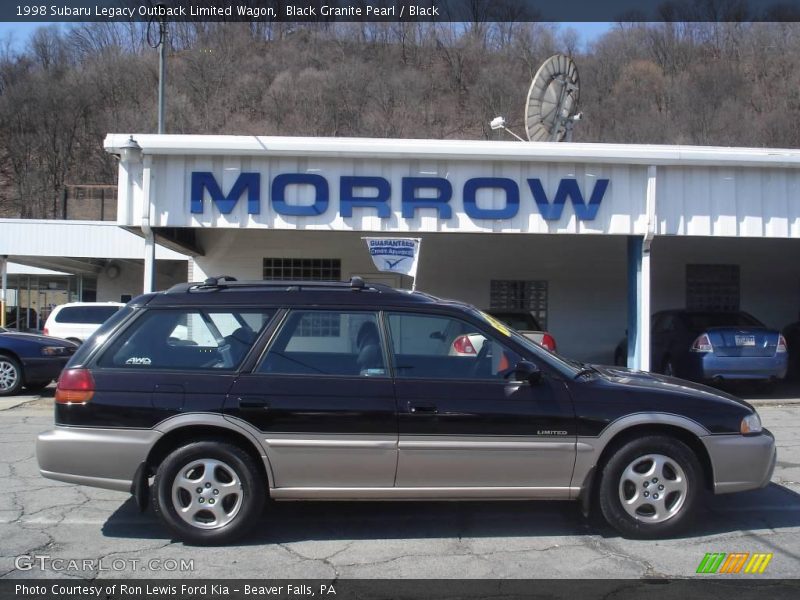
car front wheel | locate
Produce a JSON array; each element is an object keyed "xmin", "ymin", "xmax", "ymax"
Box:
[
  {"xmin": 152, "ymin": 440, "xmax": 265, "ymax": 545},
  {"xmin": 598, "ymin": 436, "xmax": 702, "ymax": 538},
  {"xmin": 0, "ymin": 355, "xmax": 23, "ymax": 396}
]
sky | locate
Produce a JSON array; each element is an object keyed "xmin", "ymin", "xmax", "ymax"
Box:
[{"xmin": 0, "ymin": 21, "xmax": 614, "ymax": 51}]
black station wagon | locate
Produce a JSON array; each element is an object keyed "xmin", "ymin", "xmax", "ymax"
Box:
[{"xmin": 37, "ymin": 277, "xmax": 776, "ymax": 544}]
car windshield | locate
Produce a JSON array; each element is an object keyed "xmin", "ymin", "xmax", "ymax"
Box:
[
  {"xmin": 486, "ymin": 311, "xmax": 541, "ymax": 331},
  {"xmin": 682, "ymin": 311, "xmax": 764, "ymax": 330}
]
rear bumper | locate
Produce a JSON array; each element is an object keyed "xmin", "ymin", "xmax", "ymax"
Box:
[
  {"xmin": 688, "ymin": 354, "xmax": 788, "ymax": 381},
  {"xmin": 702, "ymin": 428, "xmax": 776, "ymax": 494},
  {"xmin": 37, "ymin": 426, "xmax": 161, "ymax": 492}
]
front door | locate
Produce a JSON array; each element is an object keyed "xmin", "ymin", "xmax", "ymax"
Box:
[
  {"xmin": 386, "ymin": 312, "xmax": 576, "ymax": 491},
  {"xmin": 224, "ymin": 309, "xmax": 397, "ymax": 489}
]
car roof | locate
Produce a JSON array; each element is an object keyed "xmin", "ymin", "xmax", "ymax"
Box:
[{"xmin": 136, "ymin": 276, "xmax": 467, "ymax": 310}]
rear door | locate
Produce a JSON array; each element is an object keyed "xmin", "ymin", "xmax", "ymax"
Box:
[
  {"xmin": 83, "ymin": 307, "xmax": 274, "ymax": 429},
  {"xmin": 387, "ymin": 311, "xmax": 576, "ymax": 491},
  {"xmin": 224, "ymin": 309, "xmax": 397, "ymax": 489}
]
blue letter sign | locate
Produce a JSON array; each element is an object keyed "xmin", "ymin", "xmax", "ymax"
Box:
[
  {"xmin": 463, "ymin": 177, "xmax": 520, "ymax": 220},
  {"xmin": 340, "ymin": 176, "xmax": 391, "ymax": 218},
  {"xmin": 401, "ymin": 177, "xmax": 453, "ymax": 219},
  {"xmin": 190, "ymin": 172, "xmax": 261, "ymax": 214},
  {"xmin": 527, "ymin": 178, "xmax": 610, "ymax": 221},
  {"xmin": 189, "ymin": 172, "xmax": 610, "ymax": 222}
]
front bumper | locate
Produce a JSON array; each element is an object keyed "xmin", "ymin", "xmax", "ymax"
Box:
[
  {"xmin": 37, "ymin": 426, "xmax": 161, "ymax": 492},
  {"xmin": 20, "ymin": 356, "xmax": 71, "ymax": 383},
  {"xmin": 702, "ymin": 428, "xmax": 776, "ymax": 494}
]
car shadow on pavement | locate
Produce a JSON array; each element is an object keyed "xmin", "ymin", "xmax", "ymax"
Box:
[{"xmin": 101, "ymin": 482, "xmax": 800, "ymax": 544}]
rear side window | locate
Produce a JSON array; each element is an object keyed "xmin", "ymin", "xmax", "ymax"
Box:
[
  {"xmin": 258, "ymin": 311, "xmax": 386, "ymax": 377},
  {"xmin": 96, "ymin": 309, "xmax": 275, "ymax": 370},
  {"xmin": 55, "ymin": 306, "xmax": 120, "ymax": 324}
]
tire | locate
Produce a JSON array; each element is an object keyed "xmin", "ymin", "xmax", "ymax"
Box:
[
  {"xmin": 598, "ymin": 435, "xmax": 702, "ymax": 539},
  {"xmin": 152, "ymin": 440, "xmax": 265, "ymax": 545},
  {"xmin": 24, "ymin": 381, "xmax": 51, "ymax": 393},
  {"xmin": 0, "ymin": 355, "xmax": 24, "ymax": 397}
]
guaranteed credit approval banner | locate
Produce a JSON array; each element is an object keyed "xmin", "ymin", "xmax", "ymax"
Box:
[{"xmin": 364, "ymin": 237, "xmax": 421, "ymax": 278}]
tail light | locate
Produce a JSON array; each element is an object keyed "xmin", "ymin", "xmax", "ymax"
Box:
[
  {"xmin": 55, "ymin": 369, "xmax": 95, "ymax": 404},
  {"xmin": 540, "ymin": 333, "xmax": 557, "ymax": 352},
  {"xmin": 690, "ymin": 333, "xmax": 714, "ymax": 353},
  {"xmin": 452, "ymin": 335, "xmax": 477, "ymax": 355},
  {"xmin": 43, "ymin": 327, "xmax": 49, "ymax": 336},
  {"xmin": 777, "ymin": 335, "xmax": 788, "ymax": 353}
]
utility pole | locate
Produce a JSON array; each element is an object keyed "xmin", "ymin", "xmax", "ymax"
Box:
[
  {"xmin": 148, "ymin": 4, "xmax": 168, "ymax": 133},
  {"xmin": 156, "ymin": 7, "xmax": 168, "ymax": 134}
]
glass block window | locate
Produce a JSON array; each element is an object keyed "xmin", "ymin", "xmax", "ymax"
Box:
[
  {"xmin": 489, "ymin": 280, "xmax": 549, "ymax": 329},
  {"xmin": 262, "ymin": 258, "xmax": 341, "ymax": 281},
  {"xmin": 686, "ymin": 264, "xmax": 740, "ymax": 312}
]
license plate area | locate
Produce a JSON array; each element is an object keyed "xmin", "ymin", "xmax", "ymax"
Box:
[{"xmin": 735, "ymin": 335, "xmax": 756, "ymax": 346}]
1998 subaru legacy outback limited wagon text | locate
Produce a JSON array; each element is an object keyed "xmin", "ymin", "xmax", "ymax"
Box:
[{"xmin": 37, "ymin": 277, "xmax": 776, "ymax": 544}]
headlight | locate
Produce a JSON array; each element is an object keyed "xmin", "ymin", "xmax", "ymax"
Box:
[
  {"xmin": 740, "ymin": 413, "xmax": 762, "ymax": 435},
  {"xmin": 41, "ymin": 346, "xmax": 68, "ymax": 356}
]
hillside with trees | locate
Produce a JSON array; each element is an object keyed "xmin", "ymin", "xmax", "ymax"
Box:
[{"xmin": 2, "ymin": 21, "xmax": 800, "ymax": 218}]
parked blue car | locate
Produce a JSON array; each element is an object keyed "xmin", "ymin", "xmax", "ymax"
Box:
[
  {"xmin": 614, "ymin": 310, "xmax": 788, "ymax": 386},
  {"xmin": 0, "ymin": 326, "xmax": 78, "ymax": 396}
]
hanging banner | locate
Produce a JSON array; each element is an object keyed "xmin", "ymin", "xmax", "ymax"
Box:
[{"xmin": 363, "ymin": 237, "xmax": 422, "ymax": 278}]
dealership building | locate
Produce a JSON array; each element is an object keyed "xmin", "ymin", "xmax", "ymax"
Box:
[{"xmin": 93, "ymin": 134, "xmax": 800, "ymax": 370}]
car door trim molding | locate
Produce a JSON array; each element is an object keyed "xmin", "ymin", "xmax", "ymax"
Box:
[
  {"xmin": 265, "ymin": 438, "xmax": 396, "ymax": 449},
  {"xmin": 270, "ymin": 486, "xmax": 578, "ymax": 500},
  {"xmin": 399, "ymin": 439, "xmax": 574, "ymax": 451}
]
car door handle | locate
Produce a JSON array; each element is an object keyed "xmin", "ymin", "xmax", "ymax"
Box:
[
  {"xmin": 408, "ymin": 403, "xmax": 438, "ymax": 415},
  {"xmin": 237, "ymin": 396, "xmax": 270, "ymax": 410}
]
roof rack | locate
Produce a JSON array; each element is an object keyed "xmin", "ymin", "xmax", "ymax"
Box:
[{"xmin": 165, "ymin": 275, "xmax": 401, "ymax": 295}]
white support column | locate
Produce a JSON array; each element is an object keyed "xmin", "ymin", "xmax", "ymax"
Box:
[
  {"xmin": 0, "ymin": 255, "xmax": 7, "ymax": 328},
  {"xmin": 638, "ymin": 165, "xmax": 657, "ymax": 372},
  {"xmin": 637, "ymin": 245, "xmax": 651, "ymax": 371}
]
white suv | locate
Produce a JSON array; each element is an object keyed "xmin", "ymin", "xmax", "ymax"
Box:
[{"xmin": 43, "ymin": 302, "xmax": 124, "ymax": 343}]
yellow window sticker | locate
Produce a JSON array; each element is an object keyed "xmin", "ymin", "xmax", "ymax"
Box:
[{"xmin": 478, "ymin": 311, "xmax": 511, "ymax": 337}]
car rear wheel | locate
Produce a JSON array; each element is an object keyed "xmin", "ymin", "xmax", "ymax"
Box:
[
  {"xmin": 598, "ymin": 436, "xmax": 702, "ymax": 538},
  {"xmin": 0, "ymin": 355, "xmax": 23, "ymax": 396},
  {"xmin": 152, "ymin": 440, "xmax": 265, "ymax": 545}
]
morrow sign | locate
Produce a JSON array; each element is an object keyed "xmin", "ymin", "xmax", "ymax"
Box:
[{"xmin": 189, "ymin": 172, "xmax": 610, "ymax": 221}]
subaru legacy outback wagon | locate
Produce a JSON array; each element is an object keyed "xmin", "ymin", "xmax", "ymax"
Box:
[{"xmin": 37, "ymin": 277, "xmax": 776, "ymax": 544}]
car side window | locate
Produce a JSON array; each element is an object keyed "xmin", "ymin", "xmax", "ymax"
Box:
[
  {"xmin": 386, "ymin": 312, "xmax": 522, "ymax": 381},
  {"xmin": 258, "ymin": 311, "xmax": 386, "ymax": 377},
  {"xmin": 96, "ymin": 309, "xmax": 275, "ymax": 370}
]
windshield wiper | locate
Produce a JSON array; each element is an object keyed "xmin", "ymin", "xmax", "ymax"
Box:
[{"xmin": 574, "ymin": 364, "xmax": 600, "ymax": 379}]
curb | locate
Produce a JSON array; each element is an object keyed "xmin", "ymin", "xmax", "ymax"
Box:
[{"xmin": 0, "ymin": 395, "xmax": 42, "ymax": 411}]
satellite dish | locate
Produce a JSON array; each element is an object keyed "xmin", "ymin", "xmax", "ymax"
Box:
[{"xmin": 525, "ymin": 54, "xmax": 581, "ymax": 142}]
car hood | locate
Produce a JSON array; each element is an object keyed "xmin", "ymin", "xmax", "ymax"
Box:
[
  {"xmin": 0, "ymin": 332, "xmax": 77, "ymax": 347},
  {"xmin": 589, "ymin": 363, "xmax": 755, "ymax": 412}
]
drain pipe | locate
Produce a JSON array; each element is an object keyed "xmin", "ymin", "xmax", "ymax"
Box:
[
  {"xmin": 638, "ymin": 166, "xmax": 657, "ymax": 372},
  {"xmin": 141, "ymin": 154, "xmax": 156, "ymax": 294}
]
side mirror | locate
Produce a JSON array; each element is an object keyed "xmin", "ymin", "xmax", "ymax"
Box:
[
  {"xmin": 429, "ymin": 331, "xmax": 444, "ymax": 340},
  {"xmin": 512, "ymin": 360, "xmax": 542, "ymax": 385}
]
